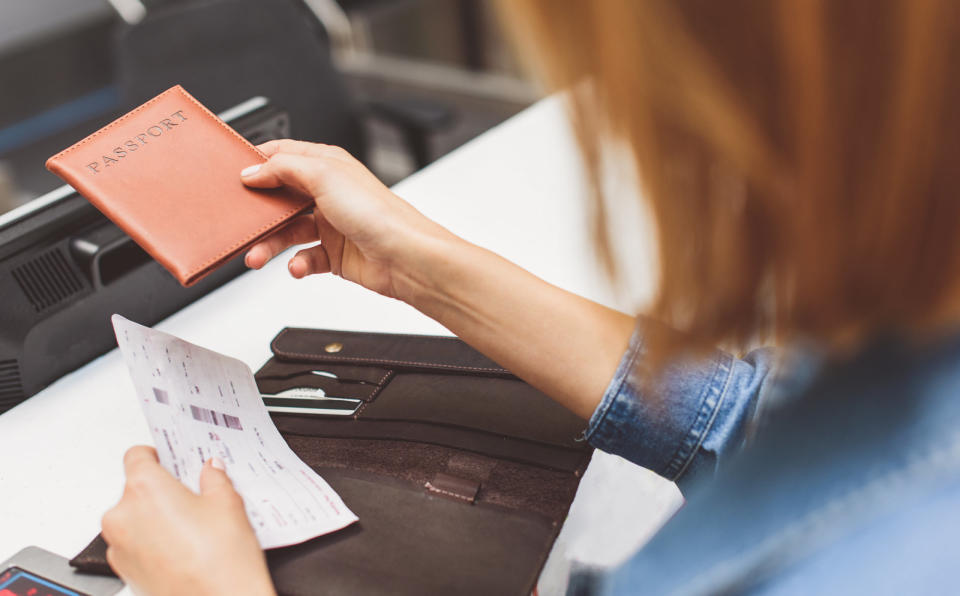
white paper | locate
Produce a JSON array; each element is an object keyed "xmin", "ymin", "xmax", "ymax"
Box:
[{"xmin": 111, "ymin": 315, "xmax": 358, "ymax": 548}]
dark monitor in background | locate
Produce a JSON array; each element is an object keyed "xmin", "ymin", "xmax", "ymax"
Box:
[
  {"xmin": 0, "ymin": 0, "xmax": 366, "ymax": 215},
  {"xmin": 0, "ymin": 0, "xmax": 368, "ymax": 415},
  {"xmin": 0, "ymin": 97, "xmax": 290, "ymax": 413},
  {"xmin": 0, "ymin": 0, "xmax": 121, "ymax": 205},
  {"xmin": 0, "ymin": 0, "xmax": 452, "ymax": 414}
]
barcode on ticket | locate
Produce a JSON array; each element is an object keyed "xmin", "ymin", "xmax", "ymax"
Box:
[{"xmin": 190, "ymin": 404, "xmax": 243, "ymax": 430}]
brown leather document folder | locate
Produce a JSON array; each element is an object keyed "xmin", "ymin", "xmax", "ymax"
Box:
[
  {"xmin": 71, "ymin": 328, "xmax": 593, "ymax": 595},
  {"xmin": 45, "ymin": 85, "xmax": 313, "ymax": 287}
]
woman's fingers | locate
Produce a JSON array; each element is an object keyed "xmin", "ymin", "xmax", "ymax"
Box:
[
  {"xmin": 198, "ymin": 458, "xmax": 240, "ymax": 505},
  {"xmin": 121, "ymin": 446, "xmax": 180, "ymax": 494},
  {"xmin": 123, "ymin": 445, "xmax": 159, "ymax": 472},
  {"xmin": 245, "ymin": 214, "xmax": 320, "ymax": 269},
  {"xmin": 241, "ymin": 153, "xmax": 324, "ymax": 196},
  {"xmin": 257, "ymin": 139, "xmax": 326, "ymax": 158},
  {"xmin": 289, "ymin": 244, "xmax": 332, "ymax": 278},
  {"xmin": 257, "ymin": 139, "xmax": 356, "ymax": 164}
]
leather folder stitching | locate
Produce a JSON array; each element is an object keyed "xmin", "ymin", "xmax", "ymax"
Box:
[
  {"xmin": 277, "ymin": 351, "xmax": 509, "ymax": 373},
  {"xmin": 352, "ymin": 370, "xmax": 395, "ymax": 417},
  {"xmin": 273, "ymin": 329, "xmax": 510, "ymax": 374},
  {"xmin": 424, "ymin": 482, "xmax": 475, "ymax": 503},
  {"xmin": 278, "ymin": 327, "xmax": 509, "ymax": 345}
]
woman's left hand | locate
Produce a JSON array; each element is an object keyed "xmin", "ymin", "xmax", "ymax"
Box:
[{"xmin": 101, "ymin": 446, "xmax": 276, "ymax": 596}]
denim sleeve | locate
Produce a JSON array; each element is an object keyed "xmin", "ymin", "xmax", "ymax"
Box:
[{"xmin": 584, "ymin": 319, "xmax": 777, "ymax": 492}]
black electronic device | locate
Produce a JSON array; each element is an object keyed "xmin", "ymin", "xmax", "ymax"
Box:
[
  {"xmin": 0, "ymin": 97, "xmax": 290, "ymax": 413},
  {"xmin": 0, "ymin": 547, "xmax": 123, "ymax": 596}
]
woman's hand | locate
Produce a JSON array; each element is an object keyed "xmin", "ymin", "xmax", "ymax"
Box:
[
  {"xmin": 239, "ymin": 140, "xmax": 634, "ymax": 420},
  {"xmin": 101, "ymin": 447, "xmax": 275, "ymax": 596},
  {"xmin": 241, "ymin": 140, "xmax": 454, "ymax": 301}
]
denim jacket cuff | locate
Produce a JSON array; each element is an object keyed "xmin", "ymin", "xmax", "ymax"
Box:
[
  {"xmin": 584, "ymin": 322, "xmax": 645, "ymax": 446},
  {"xmin": 583, "ymin": 319, "xmax": 738, "ymax": 485}
]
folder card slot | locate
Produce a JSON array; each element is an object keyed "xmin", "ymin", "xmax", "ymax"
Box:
[
  {"xmin": 256, "ymin": 361, "xmax": 391, "ymax": 402},
  {"xmin": 272, "ymin": 412, "xmax": 590, "ymax": 473},
  {"xmin": 361, "ymin": 374, "xmax": 585, "ymax": 448}
]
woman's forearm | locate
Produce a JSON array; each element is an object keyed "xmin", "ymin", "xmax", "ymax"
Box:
[
  {"xmin": 238, "ymin": 143, "xmax": 635, "ymax": 420},
  {"xmin": 394, "ymin": 231, "xmax": 635, "ymax": 420}
]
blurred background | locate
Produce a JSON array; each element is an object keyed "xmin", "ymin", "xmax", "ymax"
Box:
[{"xmin": 0, "ymin": 0, "xmax": 542, "ymax": 215}]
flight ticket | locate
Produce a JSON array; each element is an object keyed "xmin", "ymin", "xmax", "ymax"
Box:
[{"xmin": 111, "ymin": 315, "xmax": 358, "ymax": 548}]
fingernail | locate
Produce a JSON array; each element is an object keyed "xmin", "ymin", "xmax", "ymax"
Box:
[
  {"xmin": 288, "ymin": 257, "xmax": 307, "ymax": 279},
  {"xmin": 240, "ymin": 164, "xmax": 261, "ymax": 177},
  {"xmin": 210, "ymin": 457, "xmax": 226, "ymax": 470}
]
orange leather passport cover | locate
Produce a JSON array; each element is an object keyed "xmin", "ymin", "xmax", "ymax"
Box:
[{"xmin": 45, "ymin": 85, "xmax": 312, "ymax": 287}]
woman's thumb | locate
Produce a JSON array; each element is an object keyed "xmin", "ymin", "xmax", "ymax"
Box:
[
  {"xmin": 199, "ymin": 457, "xmax": 235, "ymax": 497},
  {"xmin": 240, "ymin": 153, "xmax": 321, "ymax": 198}
]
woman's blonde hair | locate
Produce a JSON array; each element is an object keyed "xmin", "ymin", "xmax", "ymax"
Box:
[{"xmin": 500, "ymin": 0, "xmax": 960, "ymax": 354}]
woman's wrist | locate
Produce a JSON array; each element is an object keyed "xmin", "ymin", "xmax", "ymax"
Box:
[
  {"xmin": 388, "ymin": 220, "xmax": 476, "ymax": 317},
  {"xmin": 387, "ymin": 220, "xmax": 635, "ymax": 420}
]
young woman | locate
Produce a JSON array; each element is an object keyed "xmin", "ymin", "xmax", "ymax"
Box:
[{"xmin": 99, "ymin": 1, "xmax": 960, "ymax": 594}]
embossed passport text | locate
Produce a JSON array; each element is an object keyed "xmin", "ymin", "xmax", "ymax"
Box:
[{"xmin": 46, "ymin": 85, "xmax": 312, "ymax": 286}]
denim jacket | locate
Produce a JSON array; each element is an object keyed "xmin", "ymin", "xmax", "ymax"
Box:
[{"xmin": 577, "ymin": 321, "xmax": 960, "ymax": 595}]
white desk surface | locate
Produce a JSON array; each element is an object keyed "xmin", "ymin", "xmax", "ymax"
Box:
[{"xmin": 0, "ymin": 96, "xmax": 681, "ymax": 594}]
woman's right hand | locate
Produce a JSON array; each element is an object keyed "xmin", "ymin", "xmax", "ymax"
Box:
[
  {"xmin": 240, "ymin": 139, "xmax": 452, "ymax": 301},
  {"xmin": 241, "ymin": 140, "xmax": 635, "ymax": 422}
]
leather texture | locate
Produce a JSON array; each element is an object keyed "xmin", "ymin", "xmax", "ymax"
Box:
[
  {"xmin": 264, "ymin": 468, "xmax": 556, "ymax": 596},
  {"xmin": 69, "ymin": 535, "xmax": 112, "ymax": 577},
  {"xmin": 72, "ymin": 328, "xmax": 592, "ymax": 595},
  {"xmin": 45, "ymin": 85, "xmax": 313, "ymax": 286},
  {"xmin": 271, "ymin": 327, "xmax": 514, "ymax": 376},
  {"xmin": 261, "ymin": 328, "xmax": 593, "ymax": 471}
]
